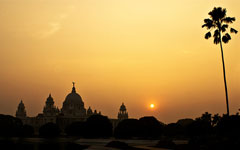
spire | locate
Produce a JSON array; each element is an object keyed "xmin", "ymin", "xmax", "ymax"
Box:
[
  {"xmin": 19, "ymin": 100, "xmax": 24, "ymax": 106},
  {"xmin": 46, "ymin": 93, "xmax": 53, "ymax": 102},
  {"xmin": 72, "ymin": 81, "xmax": 76, "ymax": 93}
]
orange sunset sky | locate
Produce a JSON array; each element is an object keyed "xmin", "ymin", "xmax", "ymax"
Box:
[{"xmin": 0, "ymin": 0, "xmax": 239, "ymax": 123}]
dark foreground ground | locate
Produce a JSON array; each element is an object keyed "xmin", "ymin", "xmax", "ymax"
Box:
[{"xmin": 0, "ymin": 138, "xmax": 188, "ymax": 150}]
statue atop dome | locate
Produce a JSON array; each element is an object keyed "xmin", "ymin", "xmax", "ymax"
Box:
[{"xmin": 72, "ymin": 82, "xmax": 76, "ymax": 93}]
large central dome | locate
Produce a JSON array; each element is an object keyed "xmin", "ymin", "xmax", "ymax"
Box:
[
  {"xmin": 64, "ymin": 86, "xmax": 84, "ymax": 105},
  {"xmin": 61, "ymin": 83, "xmax": 86, "ymax": 117}
]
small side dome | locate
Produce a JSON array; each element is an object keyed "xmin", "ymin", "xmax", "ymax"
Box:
[{"xmin": 87, "ymin": 107, "xmax": 93, "ymax": 114}]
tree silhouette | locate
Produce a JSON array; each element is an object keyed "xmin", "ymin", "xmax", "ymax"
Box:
[
  {"xmin": 85, "ymin": 115, "xmax": 112, "ymax": 138},
  {"xmin": 21, "ymin": 124, "xmax": 34, "ymax": 137},
  {"xmin": 65, "ymin": 121, "xmax": 86, "ymax": 136},
  {"xmin": 212, "ymin": 114, "xmax": 221, "ymax": 126},
  {"xmin": 138, "ymin": 116, "xmax": 164, "ymax": 138},
  {"xmin": 39, "ymin": 123, "xmax": 61, "ymax": 137},
  {"xmin": 216, "ymin": 114, "xmax": 240, "ymax": 137},
  {"xmin": 114, "ymin": 119, "xmax": 141, "ymax": 138},
  {"xmin": 202, "ymin": 7, "xmax": 238, "ymax": 116},
  {"xmin": 0, "ymin": 114, "xmax": 23, "ymax": 137}
]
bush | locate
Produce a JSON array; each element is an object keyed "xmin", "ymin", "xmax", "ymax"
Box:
[
  {"xmin": 21, "ymin": 124, "xmax": 34, "ymax": 137},
  {"xmin": 187, "ymin": 119, "xmax": 212, "ymax": 136},
  {"xmin": 0, "ymin": 114, "xmax": 23, "ymax": 137},
  {"xmin": 138, "ymin": 116, "xmax": 164, "ymax": 138},
  {"xmin": 65, "ymin": 121, "xmax": 86, "ymax": 136},
  {"xmin": 216, "ymin": 115, "xmax": 240, "ymax": 137},
  {"xmin": 39, "ymin": 123, "xmax": 60, "ymax": 137},
  {"xmin": 114, "ymin": 119, "xmax": 141, "ymax": 138},
  {"xmin": 164, "ymin": 123, "xmax": 183, "ymax": 137},
  {"xmin": 85, "ymin": 115, "xmax": 112, "ymax": 138}
]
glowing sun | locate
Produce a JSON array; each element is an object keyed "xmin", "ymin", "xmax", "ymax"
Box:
[{"xmin": 150, "ymin": 104, "xmax": 155, "ymax": 108}]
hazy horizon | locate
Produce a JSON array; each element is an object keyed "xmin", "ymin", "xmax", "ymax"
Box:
[{"xmin": 0, "ymin": 0, "xmax": 240, "ymax": 123}]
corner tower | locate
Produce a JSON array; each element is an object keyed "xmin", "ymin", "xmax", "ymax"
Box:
[
  {"xmin": 16, "ymin": 100, "xmax": 27, "ymax": 118},
  {"xmin": 118, "ymin": 102, "xmax": 128, "ymax": 120},
  {"xmin": 43, "ymin": 94, "xmax": 59, "ymax": 117}
]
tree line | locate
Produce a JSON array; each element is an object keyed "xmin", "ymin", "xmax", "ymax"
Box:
[{"xmin": 1, "ymin": 112, "xmax": 240, "ymax": 139}]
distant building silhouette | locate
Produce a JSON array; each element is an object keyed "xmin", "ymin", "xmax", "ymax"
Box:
[
  {"xmin": 43, "ymin": 94, "xmax": 59, "ymax": 117},
  {"xmin": 16, "ymin": 100, "xmax": 26, "ymax": 118},
  {"xmin": 42, "ymin": 94, "xmax": 59, "ymax": 123},
  {"xmin": 87, "ymin": 107, "xmax": 93, "ymax": 117},
  {"xmin": 15, "ymin": 83, "xmax": 128, "ymax": 132},
  {"xmin": 118, "ymin": 103, "xmax": 128, "ymax": 120}
]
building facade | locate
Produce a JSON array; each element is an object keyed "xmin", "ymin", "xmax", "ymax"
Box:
[{"xmin": 16, "ymin": 83, "xmax": 128, "ymax": 131}]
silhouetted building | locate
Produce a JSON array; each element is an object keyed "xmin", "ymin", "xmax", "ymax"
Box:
[
  {"xmin": 118, "ymin": 103, "xmax": 128, "ymax": 120},
  {"xmin": 15, "ymin": 83, "xmax": 126, "ymax": 133},
  {"xmin": 16, "ymin": 100, "xmax": 27, "ymax": 118},
  {"xmin": 43, "ymin": 94, "xmax": 59, "ymax": 117},
  {"xmin": 87, "ymin": 107, "xmax": 93, "ymax": 117}
]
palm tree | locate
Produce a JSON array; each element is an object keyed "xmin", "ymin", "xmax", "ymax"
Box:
[{"xmin": 202, "ymin": 7, "xmax": 238, "ymax": 116}]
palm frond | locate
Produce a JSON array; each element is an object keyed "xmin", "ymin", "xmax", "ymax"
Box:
[
  {"xmin": 222, "ymin": 17, "xmax": 235, "ymax": 23},
  {"xmin": 213, "ymin": 29, "xmax": 220, "ymax": 45},
  {"xmin": 221, "ymin": 24, "xmax": 228, "ymax": 32},
  {"xmin": 222, "ymin": 33, "xmax": 231, "ymax": 43},
  {"xmin": 214, "ymin": 37, "xmax": 220, "ymax": 45},
  {"xmin": 230, "ymin": 28, "xmax": 238, "ymax": 34},
  {"xmin": 213, "ymin": 29, "xmax": 220, "ymax": 38},
  {"xmin": 205, "ymin": 32, "xmax": 211, "ymax": 39},
  {"xmin": 202, "ymin": 19, "xmax": 214, "ymax": 29}
]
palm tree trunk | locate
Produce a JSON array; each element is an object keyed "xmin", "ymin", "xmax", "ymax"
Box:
[{"xmin": 219, "ymin": 32, "xmax": 230, "ymax": 116}]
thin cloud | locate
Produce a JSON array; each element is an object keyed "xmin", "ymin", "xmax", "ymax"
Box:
[
  {"xmin": 40, "ymin": 22, "xmax": 61, "ymax": 38},
  {"xmin": 37, "ymin": 5, "xmax": 75, "ymax": 39}
]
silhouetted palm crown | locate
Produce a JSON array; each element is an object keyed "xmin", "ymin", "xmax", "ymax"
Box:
[{"xmin": 202, "ymin": 7, "xmax": 238, "ymax": 44}]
